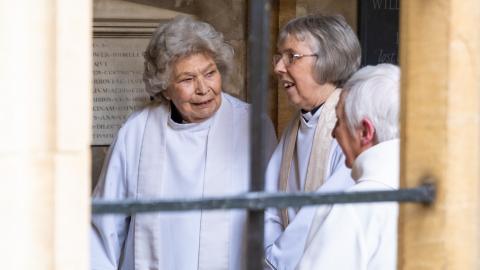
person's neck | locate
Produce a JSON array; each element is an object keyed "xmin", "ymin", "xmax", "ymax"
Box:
[{"xmin": 301, "ymin": 83, "xmax": 337, "ymax": 112}]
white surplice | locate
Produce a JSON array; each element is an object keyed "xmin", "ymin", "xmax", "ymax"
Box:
[
  {"xmin": 297, "ymin": 139, "xmax": 400, "ymax": 270},
  {"xmin": 91, "ymin": 93, "xmax": 277, "ymax": 270},
  {"xmin": 264, "ymin": 105, "xmax": 354, "ymax": 270}
]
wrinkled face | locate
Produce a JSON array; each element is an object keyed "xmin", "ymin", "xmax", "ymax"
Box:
[
  {"xmin": 332, "ymin": 92, "xmax": 362, "ymax": 168},
  {"xmin": 164, "ymin": 53, "xmax": 222, "ymax": 123},
  {"xmin": 274, "ymin": 35, "xmax": 334, "ymax": 111}
]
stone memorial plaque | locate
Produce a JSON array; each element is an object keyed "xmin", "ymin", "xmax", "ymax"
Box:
[
  {"xmin": 90, "ymin": 0, "xmax": 204, "ymax": 183},
  {"xmin": 91, "ymin": 0, "xmax": 189, "ymax": 146},
  {"xmin": 92, "ymin": 37, "xmax": 151, "ymax": 145}
]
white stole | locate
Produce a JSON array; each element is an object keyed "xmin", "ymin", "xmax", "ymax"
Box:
[
  {"xmin": 133, "ymin": 97, "xmax": 234, "ymax": 269},
  {"xmin": 278, "ymin": 89, "xmax": 341, "ymax": 226}
]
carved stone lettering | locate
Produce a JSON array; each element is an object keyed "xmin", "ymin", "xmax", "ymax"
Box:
[{"xmin": 92, "ymin": 38, "xmax": 150, "ymax": 145}]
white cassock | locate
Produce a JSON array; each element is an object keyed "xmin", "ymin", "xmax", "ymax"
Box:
[
  {"xmin": 91, "ymin": 93, "xmax": 277, "ymax": 270},
  {"xmin": 264, "ymin": 89, "xmax": 354, "ymax": 270},
  {"xmin": 297, "ymin": 139, "xmax": 400, "ymax": 270}
]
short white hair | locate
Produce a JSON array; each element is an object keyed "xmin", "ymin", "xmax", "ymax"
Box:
[
  {"xmin": 143, "ymin": 16, "xmax": 234, "ymax": 99},
  {"xmin": 278, "ymin": 14, "xmax": 361, "ymax": 87},
  {"xmin": 343, "ymin": 64, "xmax": 400, "ymax": 142}
]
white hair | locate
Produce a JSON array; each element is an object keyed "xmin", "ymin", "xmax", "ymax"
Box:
[
  {"xmin": 343, "ymin": 64, "xmax": 400, "ymax": 142},
  {"xmin": 143, "ymin": 16, "xmax": 234, "ymax": 99}
]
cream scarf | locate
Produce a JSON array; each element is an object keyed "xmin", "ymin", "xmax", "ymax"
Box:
[
  {"xmin": 133, "ymin": 97, "xmax": 234, "ymax": 270},
  {"xmin": 279, "ymin": 89, "xmax": 341, "ymax": 226}
]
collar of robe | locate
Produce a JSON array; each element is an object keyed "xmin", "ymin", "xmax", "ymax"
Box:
[
  {"xmin": 278, "ymin": 88, "xmax": 342, "ymax": 226},
  {"xmin": 301, "ymin": 104, "xmax": 323, "ymax": 122},
  {"xmin": 170, "ymin": 101, "xmax": 185, "ymax": 123},
  {"xmin": 351, "ymin": 139, "xmax": 400, "ymax": 189}
]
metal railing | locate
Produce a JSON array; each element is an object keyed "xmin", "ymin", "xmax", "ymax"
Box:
[
  {"xmin": 92, "ymin": 183, "xmax": 435, "ymax": 215},
  {"xmin": 247, "ymin": 0, "xmax": 272, "ymax": 268}
]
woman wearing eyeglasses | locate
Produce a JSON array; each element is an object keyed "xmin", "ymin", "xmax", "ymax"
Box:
[{"xmin": 264, "ymin": 14, "xmax": 361, "ymax": 269}]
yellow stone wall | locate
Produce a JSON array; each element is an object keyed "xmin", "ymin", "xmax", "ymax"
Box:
[
  {"xmin": 0, "ymin": 0, "xmax": 91, "ymax": 269},
  {"xmin": 399, "ymin": 0, "xmax": 480, "ymax": 268}
]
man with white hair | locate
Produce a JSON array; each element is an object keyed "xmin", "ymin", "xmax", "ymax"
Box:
[{"xmin": 296, "ymin": 63, "xmax": 400, "ymax": 270}]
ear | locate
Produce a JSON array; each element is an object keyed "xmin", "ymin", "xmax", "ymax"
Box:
[
  {"xmin": 359, "ymin": 118, "xmax": 375, "ymax": 147},
  {"xmin": 161, "ymin": 89, "xmax": 171, "ymax": 101}
]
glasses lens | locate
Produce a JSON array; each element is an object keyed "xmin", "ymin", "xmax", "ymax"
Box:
[
  {"xmin": 272, "ymin": 54, "xmax": 282, "ymax": 67},
  {"xmin": 287, "ymin": 52, "xmax": 296, "ymax": 65}
]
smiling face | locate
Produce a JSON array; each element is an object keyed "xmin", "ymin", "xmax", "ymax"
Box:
[
  {"xmin": 274, "ymin": 35, "xmax": 336, "ymax": 111},
  {"xmin": 164, "ymin": 53, "xmax": 222, "ymax": 123}
]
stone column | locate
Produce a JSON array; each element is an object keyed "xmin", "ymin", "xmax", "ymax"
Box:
[
  {"xmin": 0, "ymin": 0, "xmax": 91, "ymax": 269},
  {"xmin": 399, "ymin": 0, "xmax": 480, "ymax": 269}
]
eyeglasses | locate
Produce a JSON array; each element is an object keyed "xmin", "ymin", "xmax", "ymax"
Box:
[{"xmin": 272, "ymin": 52, "xmax": 318, "ymax": 67}]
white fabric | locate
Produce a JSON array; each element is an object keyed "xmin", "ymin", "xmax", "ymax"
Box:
[
  {"xmin": 134, "ymin": 92, "xmax": 234, "ymax": 270},
  {"xmin": 297, "ymin": 139, "xmax": 400, "ymax": 270},
  {"xmin": 91, "ymin": 93, "xmax": 277, "ymax": 270},
  {"xmin": 301, "ymin": 110, "xmax": 315, "ymax": 122},
  {"xmin": 264, "ymin": 107, "xmax": 354, "ymax": 270}
]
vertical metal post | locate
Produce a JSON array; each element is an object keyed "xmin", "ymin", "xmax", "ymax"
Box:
[{"xmin": 247, "ymin": 0, "xmax": 271, "ymax": 269}]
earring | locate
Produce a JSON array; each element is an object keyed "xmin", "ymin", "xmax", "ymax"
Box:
[{"xmin": 161, "ymin": 91, "xmax": 171, "ymax": 101}]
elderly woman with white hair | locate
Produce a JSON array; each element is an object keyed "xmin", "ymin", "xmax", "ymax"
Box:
[
  {"xmin": 264, "ymin": 14, "xmax": 361, "ymax": 269},
  {"xmin": 91, "ymin": 17, "xmax": 276, "ymax": 270},
  {"xmin": 298, "ymin": 63, "xmax": 401, "ymax": 269}
]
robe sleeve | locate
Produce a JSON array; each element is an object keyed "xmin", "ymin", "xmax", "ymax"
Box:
[
  {"xmin": 327, "ymin": 140, "xmax": 350, "ymax": 180},
  {"xmin": 90, "ymin": 127, "xmax": 131, "ymax": 270},
  {"xmin": 296, "ymin": 204, "xmax": 364, "ymax": 270},
  {"xmin": 264, "ymin": 139, "xmax": 354, "ymax": 270},
  {"xmin": 265, "ymin": 205, "xmax": 317, "ymax": 270},
  {"xmin": 264, "ymin": 117, "xmax": 278, "ymax": 159},
  {"xmin": 264, "ymin": 170, "xmax": 352, "ymax": 270},
  {"xmin": 263, "ymin": 131, "xmax": 291, "ymax": 270}
]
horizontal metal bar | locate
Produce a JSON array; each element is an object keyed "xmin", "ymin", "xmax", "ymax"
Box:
[{"xmin": 92, "ymin": 183, "xmax": 435, "ymax": 215}]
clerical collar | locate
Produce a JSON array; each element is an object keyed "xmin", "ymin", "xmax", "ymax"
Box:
[
  {"xmin": 170, "ymin": 102, "xmax": 184, "ymax": 124},
  {"xmin": 301, "ymin": 104, "xmax": 323, "ymax": 122}
]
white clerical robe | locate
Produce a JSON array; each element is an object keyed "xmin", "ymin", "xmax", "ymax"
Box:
[
  {"xmin": 91, "ymin": 93, "xmax": 277, "ymax": 270},
  {"xmin": 264, "ymin": 106, "xmax": 354, "ymax": 270},
  {"xmin": 297, "ymin": 139, "xmax": 400, "ymax": 270}
]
